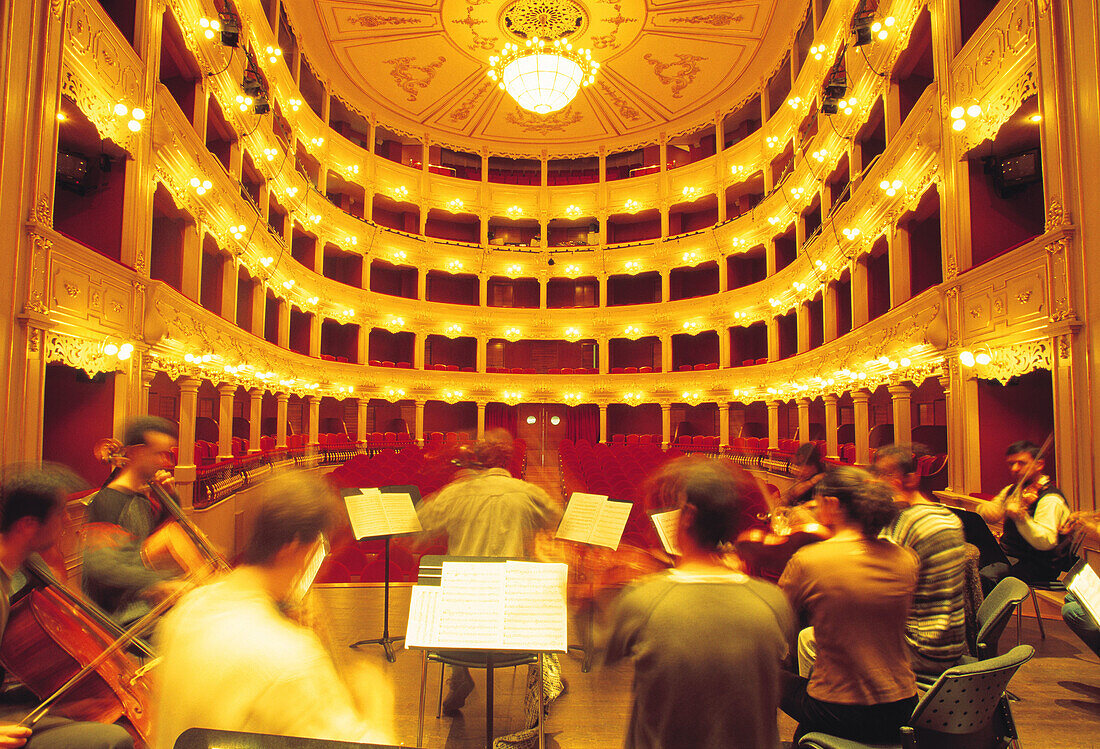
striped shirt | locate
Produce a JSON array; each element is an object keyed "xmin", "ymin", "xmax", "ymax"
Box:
[{"xmin": 886, "ymin": 503, "xmax": 968, "ymax": 676}]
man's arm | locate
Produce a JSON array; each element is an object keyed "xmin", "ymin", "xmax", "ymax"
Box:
[
  {"xmin": 1012, "ymin": 494, "xmax": 1071, "ymax": 551},
  {"xmin": 976, "ymin": 486, "xmax": 1010, "ymax": 524}
]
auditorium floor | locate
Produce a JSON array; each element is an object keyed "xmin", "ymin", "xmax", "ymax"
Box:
[{"xmin": 311, "ymin": 584, "xmax": 1100, "ymax": 749}]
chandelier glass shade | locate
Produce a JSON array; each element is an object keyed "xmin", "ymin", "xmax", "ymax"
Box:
[{"xmin": 488, "ymin": 38, "xmax": 598, "ymax": 115}]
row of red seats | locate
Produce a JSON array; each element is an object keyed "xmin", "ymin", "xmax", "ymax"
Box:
[
  {"xmin": 319, "ymin": 354, "xmax": 350, "ymax": 363},
  {"xmin": 487, "ymin": 169, "xmax": 539, "ymax": 185},
  {"xmin": 485, "ymin": 366, "xmax": 536, "ymax": 374},
  {"xmin": 609, "ymin": 434, "xmax": 662, "ymax": 444},
  {"xmin": 546, "ymin": 169, "xmax": 598, "ymax": 186},
  {"xmin": 547, "ymin": 367, "xmax": 597, "ymax": 375},
  {"xmin": 367, "ymin": 360, "xmax": 414, "ymax": 368},
  {"xmin": 609, "ymin": 366, "xmax": 661, "ymax": 374},
  {"xmin": 425, "ymin": 363, "xmax": 476, "ymax": 372},
  {"xmin": 671, "ymin": 435, "xmax": 722, "ymax": 449},
  {"xmin": 734, "ymin": 358, "xmax": 771, "ymax": 367},
  {"xmin": 676, "ymin": 363, "xmax": 720, "ymax": 371}
]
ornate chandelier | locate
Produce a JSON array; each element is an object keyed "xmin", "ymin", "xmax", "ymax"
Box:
[{"xmin": 488, "ymin": 37, "xmax": 598, "ymax": 114}]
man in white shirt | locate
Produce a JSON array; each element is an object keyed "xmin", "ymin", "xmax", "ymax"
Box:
[
  {"xmin": 977, "ymin": 440, "xmax": 1073, "ymax": 594},
  {"xmin": 153, "ymin": 472, "xmax": 394, "ymax": 749}
]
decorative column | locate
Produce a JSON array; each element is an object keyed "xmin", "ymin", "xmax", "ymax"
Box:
[
  {"xmin": 176, "ymin": 377, "xmax": 200, "ymax": 509},
  {"xmin": 476, "ymin": 401, "xmax": 486, "ymax": 439},
  {"xmin": 766, "ymin": 400, "xmax": 779, "ymax": 450},
  {"xmin": 220, "ymin": 257, "xmax": 237, "ymax": 324},
  {"xmin": 476, "ymin": 335, "xmax": 486, "ymax": 372},
  {"xmin": 306, "ymin": 395, "xmax": 320, "ymax": 449},
  {"xmin": 719, "ymin": 402, "xmax": 730, "ymax": 447},
  {"xmin": 309, "ymin": 314, "xmax": 322, "ymax": 358},
  {"xmin": 413, "ymin": 333, "xmax": 425, "ymax": 370},
  {"xmin": 248, "ymin": 388, "xmax": 263, "ymax": 453},
  {"xmin": 276, "ymin": 392, "xmax": 289, "ymax": 448},
  {"xmin": 823, "ymin": 393, "xmax": 839, "ymax": 459},
  {"xmin": 660, "ymin": 333, "xmax": 673, "ymax": 372},
  {"xmin": 851, "ymin": 258, "xmax": 869, "ymax": 329},
  {"xmin": 823, "ymin": 282, "xmax": 839, "ymax": 343},
  {"xmin": 889, "ymin": 227, "xmax": 912, "ymax": 309},
  {"xmin": 250, "ymin": 283, "xmax": 266, "ymax": 337},
  {"xmin": 888, "ymin": 382, "xmax": 914, "ymax": 447},
  {"xmin": 797, "ymin": 303, "xmax": 810, "ymax": 354},
  {"xmin": 661, "ymin": 403, "xmax": 672, "ymax": 446},
  {"xmin": 277, "ymin": 299, "xmax": 290, "ymax": 348},
  {"xmin": 718, "ymin": 328, "xmax": 731, "ymax": 368},
  {"xmin": 415, "ymin": 400, "xmax": 425, "ymax": 444},
  {"xmin": 766, "ymin": 318, "xmax": 779, "ymax": 362},
  {"xmin": 357, "ymin": 398, "xmax": 369, "ymax": 444},
  {"xmin": 599, "ymin": 404, "xmax": 608, "ymax": 443},
  {"xmin": 660, "ymin": 269, "xmax": 671, "ymax": 302},
  {"xmin": 797, "ymin": 397, "xmax": 811, "ymax": 443},
  {"xmin": 598, "ymin": 273, "xmax": 608, "ymax": 307},
  {"xmin": 217, "ymin": 382, "xmax": 235, "ymax": 460},
  {"xmin": 598, "ymin": 336, "xmax": 610, "ymax": 374},
  {"xmin": 418, "ymin": 269, "xmax": 428, "ymax": 301},
  {"xmin": 181, "ymin": 223, "xmax": 202, "ymax": 303},
  {"xmin": 852, "ymin": 388, "xmax": 871, "ymax": 466},
  {"xmin": 140, "ymin": 368, "xmax": 156, "ymax": 416}
]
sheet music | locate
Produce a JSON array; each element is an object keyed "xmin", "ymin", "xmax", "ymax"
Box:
[
  {"xmin": 651, "ymin": 510, "xmax": 682, "ymax": 556},
  {"xmin": 381, "ymin": 492, "xmax": 422, "ymax": 534},
  {"xmin": 405, "ymin": 561, "xmax": 569, "ymax": 652},
  {"xmin": 343, "ymin": 488, "xmax": 387, "ymax": 539},
  {"xmin": 555, "ymin": 493, "xmax": 607, "ymax": 543},
  {"xmin": 587, "ymin": 500, "xmax": 632, "ymax": 550},
  {"xmin": 343, "ymin": 488, "xmax": 422, "ymax": 538},
  {"xmin": 502, "ymin": 562, "xmax": 568, "ymax": 651},
  {"xmin": 1068, "ymin": 562, "xmax": 1100, "ymax": 625},
  {"xmin": 434, "ymin": 562, "xmax": 506, "ymax": 649},
  {"xmin": 405, "ymin": 586, "xmax": 442, "ymax": 648}
]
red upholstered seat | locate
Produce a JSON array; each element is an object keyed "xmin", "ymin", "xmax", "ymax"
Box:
[
  {"xmin": 693, "ymin": 363, "xmax": 707, "ymax": 371},
  {"xmin": 369, "ymin": 359, "xmax": 383, "ymax": 367},
  {"xmin": 743, "ymin": 359, "xmax": 755, "ymax": 366},
  {"xmin": 396, "ymin": 361, "xmax": 412, "ymax": 368},
  {"xmin": 678, "ymin": 365, "xmax": 693, "ymax": 372},
  {"xmin": 638, "ymin": 366, "xmax": 653, "ymax": 373},
  {"xmin": 755, "ymin": 357, "xmax": 769, "ymax": 365},
  {"xmin": 612, "ymin": 434, "xmax": 626, "ymax": 444},
  {"xmin": 705, "ymin": 362, "xmax": 718, "ymax": 370},
  {"xmin": 611, "ymin": 367, "xmax": 625, "ymax": 374},
  {"xmin": 381, "ymin": 360, "xmax": 396, "ymax": 367}
]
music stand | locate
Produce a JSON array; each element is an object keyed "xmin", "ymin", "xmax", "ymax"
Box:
[
  {"xmin": 948, "ymin": 506, "xmax": 1009, "ymax": 569},
  {"xmin": 174, "ymin": 727, "xmax": 416, "ymax": 748},
  {"xmin": 349, "ymin": 484, "xmax": 421, "ymax": 662}
]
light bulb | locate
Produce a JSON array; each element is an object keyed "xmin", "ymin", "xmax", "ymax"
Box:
[
  {"xmin": 967, "ymin": 104, "xmax": 982, "ymax": 118},
  {"xmin": 113, "ymin": 103, "xmax": 128, "ymax": 117},
  {"xmin": 950, "ymin": 106, "xmax": 965, "ymax": 119},
  {"xmin": 959, "ymin": 351, "xmax": 976, "ymax": 367},
  {"xmin": 975, "ymin": 352, "xmax": 992, "ymax": 366},
  {"xmin": 104, "ymin": 343, "xmax": 119, "ymax": 356}
]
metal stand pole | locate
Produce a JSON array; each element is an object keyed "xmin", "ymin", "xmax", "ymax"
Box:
[{"xmin": 349, "ymin": 536, "xmax": 404, "ymax": 661}]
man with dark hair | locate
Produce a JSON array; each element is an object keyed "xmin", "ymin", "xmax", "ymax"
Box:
[
  {"xmin": 153, "ymin": 471, "xmax": 394, "ymax": 749},
  {"xmin": 874, "ymin": 445, "xmax": 967, "ymax": 677},
  {"xmin": 0, "ymin": 464, "xmax": 134, "ymax": 749},
  {"xmin": 83, "ymin": 415, "xmax": 182, "ymax": 624},
  {"xmin": 977, "ymin": 439, "xmax": 1072, "ymax": 593},
  {"xmin": 605, "ymin": 456, "xmax": 794, "ymax": 749}
]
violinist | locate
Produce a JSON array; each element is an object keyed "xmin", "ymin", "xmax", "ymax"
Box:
[
  {"xmin": 152, "ymin": 471, "xmax": 394, "ymax": 749},
  {"xmin": 1061, "ymin": 510, "xmax": 1100, "ymax": 656},
  {"xmin": 976, "ymin": 440, "xmax": 1073, "ymax": 594},
  {"xmin": 82, "ymin": 417, "xmax": 186, "ymax": 625},
  {"xmin": 0, "ymin": 463, "xmax": 133, "ymax": 749}
]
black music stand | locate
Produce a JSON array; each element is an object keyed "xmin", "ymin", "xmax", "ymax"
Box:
[
  {"xmin": 948, "ymin": 506, "xmax": 1009, "ymax": 569},
  {"xmin": 349, "ymin": 485, "xmax": 421, "ymax": 663}
]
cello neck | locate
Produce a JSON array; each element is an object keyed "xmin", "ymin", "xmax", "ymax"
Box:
[{"xmin": 145, "ymin": 481, "xmax": 231, "ymax": 572}]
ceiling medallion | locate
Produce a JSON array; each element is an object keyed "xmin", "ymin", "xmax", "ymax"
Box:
[
  {"xmin": 489, "ymin": 0, "xmax": 597, "ymax": 115},
  {"xmin": 501, "ymin": 0, "xmax": 587, "ymax": 40}
]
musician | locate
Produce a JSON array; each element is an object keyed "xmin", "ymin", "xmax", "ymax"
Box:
[
  {"xmin": 0, "ymin": 464, "xmax": 134, "ymax": 749},
  {"xmin": 1061, "ymin": 511, "xmax": 1100, "ymax": 657},
  {"xmin": 783, "ymin": 442, "xmax": 829, "ymax": 508},
  {"xmin": 82, "ymin": 417, "xmax": 183, "ymax": 625},
  {"xmin": 605, "ymin": 456, "xmax": 794, "ymax": 749},
  {"xmin": 874, "ymin": 445, "xmax": 967, "ymax": 677},
  {"xmin": 416, "ymin": 429, "xmax": 561, "ymax": 714},
  {"xmin": 976, "ymin": 440, "xmax": 1073, "ymax": 593},
  {"xmin": 779, "ymin": 467, "xmax": 919, "ymax": 744},
  {"xmin": 152, "ymin": 471, "xmax": 394, "ymax": 749}
]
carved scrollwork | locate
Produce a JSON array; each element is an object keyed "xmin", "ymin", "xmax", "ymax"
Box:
[
  {"xmin": 973, "ymin": 339, "xmax": 1052, "ymax": 384},
  {"xmin": 43, "ymin": 331, "xmax": 120, "ymax": 377}
]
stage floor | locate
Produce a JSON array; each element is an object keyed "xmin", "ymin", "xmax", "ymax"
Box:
[{"xmin": 311, "ymin": 583, "xmax": 1100, "ymax": 749}]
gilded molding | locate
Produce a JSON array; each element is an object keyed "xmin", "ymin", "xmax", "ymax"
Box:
[
  {"xmin": 43, "ymin": 331, "xmax": 120, "ymax": 377},
  {"xmin": 970, "ymin": 339, "xmax": 1053, "ymax": 385}
]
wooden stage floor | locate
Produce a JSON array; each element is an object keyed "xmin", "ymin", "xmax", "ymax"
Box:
[{"xmin": 310, "ymin": 583, "xmax": 1100, "ymax": 749}]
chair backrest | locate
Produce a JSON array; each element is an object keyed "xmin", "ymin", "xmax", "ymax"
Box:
[
  {"xmin": 909, "ymin": 644, "xmax": 1033, "ymax": 740},
  {"xmin": 975, "ymin": 576, "xmax": 1030, "ymax": 658}
]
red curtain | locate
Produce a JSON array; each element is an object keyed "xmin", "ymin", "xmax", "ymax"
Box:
[
  {"xmin": 485, "ymin": 402, "xmax": 518, "ymax": 436},
  {"xmin": 566, "ymin": 404, "xmax": 599, "ymax": 443}
]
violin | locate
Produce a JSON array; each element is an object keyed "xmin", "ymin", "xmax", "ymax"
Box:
[{"xmin": 735, "ymin": 506, "xmax": 831, "ymax": 582}]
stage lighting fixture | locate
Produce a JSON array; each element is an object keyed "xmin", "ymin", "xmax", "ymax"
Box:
[
  {"xmin": 252, "ymin": 96, "xmax": 270, "ymax": 115},
  {"xmin": 824, "ymin": 76, "xmax": 847, "ymax": 100},
  {"xmin": 242, "ymin": 73, "xmax": 262, "ymax": 97},
  {"xmin": 822, "ymin": 99, "xmax": 839, "ymax": 115},
  {"xmin": 218, "ymin": 11, "xmax": 240, "ymax": 47},
  {"xmin": 852, "ymin": 6, "xmax": 876, "ymax": 46}
]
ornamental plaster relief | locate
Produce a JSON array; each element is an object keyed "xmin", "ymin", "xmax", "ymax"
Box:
[
  {"xmin": 965, "ymin": 338, "xmax": 1053, "ymax": 385},
  {"xmin": 43, "ymin": 331, "xmax": 123, "ymax": 378}
]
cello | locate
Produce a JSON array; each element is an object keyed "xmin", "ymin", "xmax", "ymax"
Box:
[{"xmin": 0, "ymin": 556, "xmax": 163, "ymax": 747}]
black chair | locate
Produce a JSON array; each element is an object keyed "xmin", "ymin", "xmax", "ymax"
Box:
[
  {"xmin": 797, "ymin": 644, "xmax": 1034, "ymax": 749},
  {"xmin": 973, "ymin": 576, "xmax": 1031, "ymax": 658}
]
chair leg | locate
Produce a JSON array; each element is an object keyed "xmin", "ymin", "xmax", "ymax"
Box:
[
  {"xmin": 437, "ymin": 662, "xmax": 444, "ymax": 718},
  {"xmin": 1029, "ymin": 588, "xmax": 1046, "ymax": 639},
  {"xmin": 1016, "ymin": 604, "xmax": 1022, "ymax": 647}
]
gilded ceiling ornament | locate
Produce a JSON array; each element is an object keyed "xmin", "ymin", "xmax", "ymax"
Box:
[
  {"xmin": 347, "ymin": 15, "xmax": 422, "ymax": 29},
  {"xmin": 382, "ymin": 56, "xmax": 446, "ymax": 102},
  {"xmin": 449, "ymin": 81, "xmax": 494, "ymax": 123},
  {"xmin": 668, "ymin": 13, "xmax": 744, "ymax": 26},
  {"xmin": 590, "ymin": 5, "xmax": 636, "ymax": 50},
  {"xmin": 505, "ymin": 107, "xmax": 582, "ymax": 134},
  {"xmin": 452, "ymin": 6, "xmax": 498, "ymax": 51},
  {"xmin": 43, "ymin": 331, "xmax": 119, "ymax": 378},
  {"xmin": 501, "ymin": 0, "xmax": 586, "ymax": 40},
  {"xmin": 644, "ymin": 53, "xmax": 706, "ymax": 99}
]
